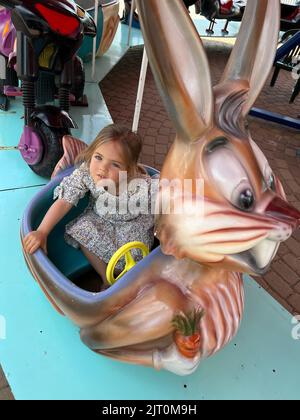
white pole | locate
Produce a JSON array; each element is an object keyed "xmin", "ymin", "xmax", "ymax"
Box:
[
  {"xmin": 127, "ymin": 0, "xmax": 136, "ymax": 47},
  {"xmin": 92, "ymin": 0, "xmax": 99, "ymax": 81},
  {"xmin": 132, "ymin": 47, "xmax": 148, "ymax": 133}
]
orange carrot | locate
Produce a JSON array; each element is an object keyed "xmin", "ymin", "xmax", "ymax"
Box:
[{"xmin": 172, "ymin": 308, "xmax": 204, "ymax": 358}]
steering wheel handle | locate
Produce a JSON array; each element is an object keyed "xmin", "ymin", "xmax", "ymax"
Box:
[{"xmin": 106, "ymin": 241, "xmax": 150, "ymax": 285}]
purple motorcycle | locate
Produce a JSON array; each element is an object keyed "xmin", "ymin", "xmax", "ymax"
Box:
[{"xmin": 0, "ymin": 1, "xmax": 96, "ymax": 178}]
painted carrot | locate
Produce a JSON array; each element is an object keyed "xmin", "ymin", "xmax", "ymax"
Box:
[{"xmin": 172, "ymin": 308, "xmax": 205, "ymax": 358}]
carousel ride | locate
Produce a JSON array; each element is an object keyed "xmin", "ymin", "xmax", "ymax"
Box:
[
  {"xmin": 20, "ymin": 0, "xmax": 300, "ymax": 376},
  {"xmin": 122, "ymin": 0, "xmax": 300, "ymax": 36}
]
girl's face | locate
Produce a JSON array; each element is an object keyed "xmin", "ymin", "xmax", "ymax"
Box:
[{"xmin": 89, "ymin": 141, "xmax": 128, "ymax": 188}]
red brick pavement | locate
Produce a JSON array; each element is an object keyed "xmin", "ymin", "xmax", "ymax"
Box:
[
  {"xmin": 100, "ymin": 41, "xmax": 300, "ymax": 316},
  {"xmin": 0, "ymin": 367, "xmax": 13, "ymax": 400}
]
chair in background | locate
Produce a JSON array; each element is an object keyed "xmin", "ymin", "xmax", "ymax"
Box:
[{"xmin": 271, "ymin": 30, "xmax": 300, "ymax": 103}]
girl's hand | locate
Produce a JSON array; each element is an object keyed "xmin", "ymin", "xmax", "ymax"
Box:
[
  {"xmin": 22, "ymin": 199, "xmax": 73, "ymax": 255},
  {"xmin": 23, "ymin": 230, "xmax": 48, "ymax": 254}
]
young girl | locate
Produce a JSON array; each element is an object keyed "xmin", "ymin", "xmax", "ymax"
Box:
[{"xmin": 23, "ymin": 124, "xmax": 157, "ymax": 289}]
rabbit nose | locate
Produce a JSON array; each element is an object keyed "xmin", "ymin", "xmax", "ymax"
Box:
[{"xmin": 265, "ymin": 197, "xmax": 300, "ymax": 229}]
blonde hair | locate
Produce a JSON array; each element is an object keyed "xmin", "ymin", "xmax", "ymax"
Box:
[{"xmin": 76, "ymin": 124, "xmax": 144, "ymax": 178}]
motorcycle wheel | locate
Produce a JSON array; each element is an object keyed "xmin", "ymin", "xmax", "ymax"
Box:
[
  {"xmin": 71, "ymin": 56, "xmax": 85, "ymax": 102},
  {"xmin": 29, "ymin": 120, "xmax": 68, "ymax": 178}
]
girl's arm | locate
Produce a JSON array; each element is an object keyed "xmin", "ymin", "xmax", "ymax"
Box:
[{"xmin": 23, "ymin": 199, "xmax": 73, "ymax": 254}]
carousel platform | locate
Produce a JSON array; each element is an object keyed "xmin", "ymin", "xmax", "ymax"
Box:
[{"xmin": 0, "ymin": 15, "xmax": 299, "ymax": 401}]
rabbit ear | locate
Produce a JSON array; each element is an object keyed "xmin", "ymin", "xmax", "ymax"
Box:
[
  {"xmin": 135, "ymin": 0, "xmax": 213, "ymax": 142},
  {"xmin": 220, "ymin": 0, "xmax": 280, "ymax": 117}
]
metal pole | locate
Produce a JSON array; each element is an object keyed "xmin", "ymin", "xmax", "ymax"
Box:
[
  {"xmin": 92, "ymin": 0, "xmax": 99, "ymax": 81},
  {"xmin": 132, "ymin": 47, "xmax": 148, "ymax": 133},
  {"xmin": 127, "ymin": 0, "xmax": 136, "ymax": 47},
  {"xmin": 250, "ymin": 107, "xmax": 300, "ymax": 131}
]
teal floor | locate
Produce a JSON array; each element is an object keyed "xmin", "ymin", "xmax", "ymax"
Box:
[{"xmin": 0, "ymin": 18, "xmax": 300, "ymax": 400}]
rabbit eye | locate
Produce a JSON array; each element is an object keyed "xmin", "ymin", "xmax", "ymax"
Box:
[
  {"xmin": 268, "ymin": 174, "xmax": 276, "ymax": 192},
  {"xmin": 238, "ymin": 189, "xmax": 255, "ymax": 211},
  {"xmin": 263, "ymin": 165, "xmax": 276, "ymax": 192},
  {"xmin": 231, "ymin": 180, "xmax": 255, "ymax": 212},
  {"xmin": 250, "ymin": 139, "xmax": 276, "ymax": 193},
  {"xmin": 207, "ymin": 147, "xmax": 255, "ymax": 211},
  {"xmin": 265, "ymin": 169, "xmax": 276, "ymax": 192}
]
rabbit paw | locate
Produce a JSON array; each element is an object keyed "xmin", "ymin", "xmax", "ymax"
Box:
[{"xmin": 153, "ymin": 344, "xmax": 201, "ymax": 376}]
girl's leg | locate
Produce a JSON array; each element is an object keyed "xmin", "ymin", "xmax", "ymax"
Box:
[{"xmin": 80, "ymin": 246, "xmax": 110, "ymax": 289}]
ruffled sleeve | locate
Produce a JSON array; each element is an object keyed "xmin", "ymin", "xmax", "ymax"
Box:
[{"xmin": 53, "ymin": 163, "xmax": 90, "ymax": 206}]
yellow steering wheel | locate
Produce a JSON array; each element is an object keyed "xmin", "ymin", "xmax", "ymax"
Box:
[{"xmin": 106, "ymin": 241, "xmax": 150, "ymax": 286}]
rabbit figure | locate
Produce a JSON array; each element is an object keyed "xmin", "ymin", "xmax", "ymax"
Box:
[
  {"xmin": 25, "ymin": 0, "xmax": 300, "ymax": 376},
  {"xmin": 81, "ymin": 0, "xmax": 299, "ymax": 375}
]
